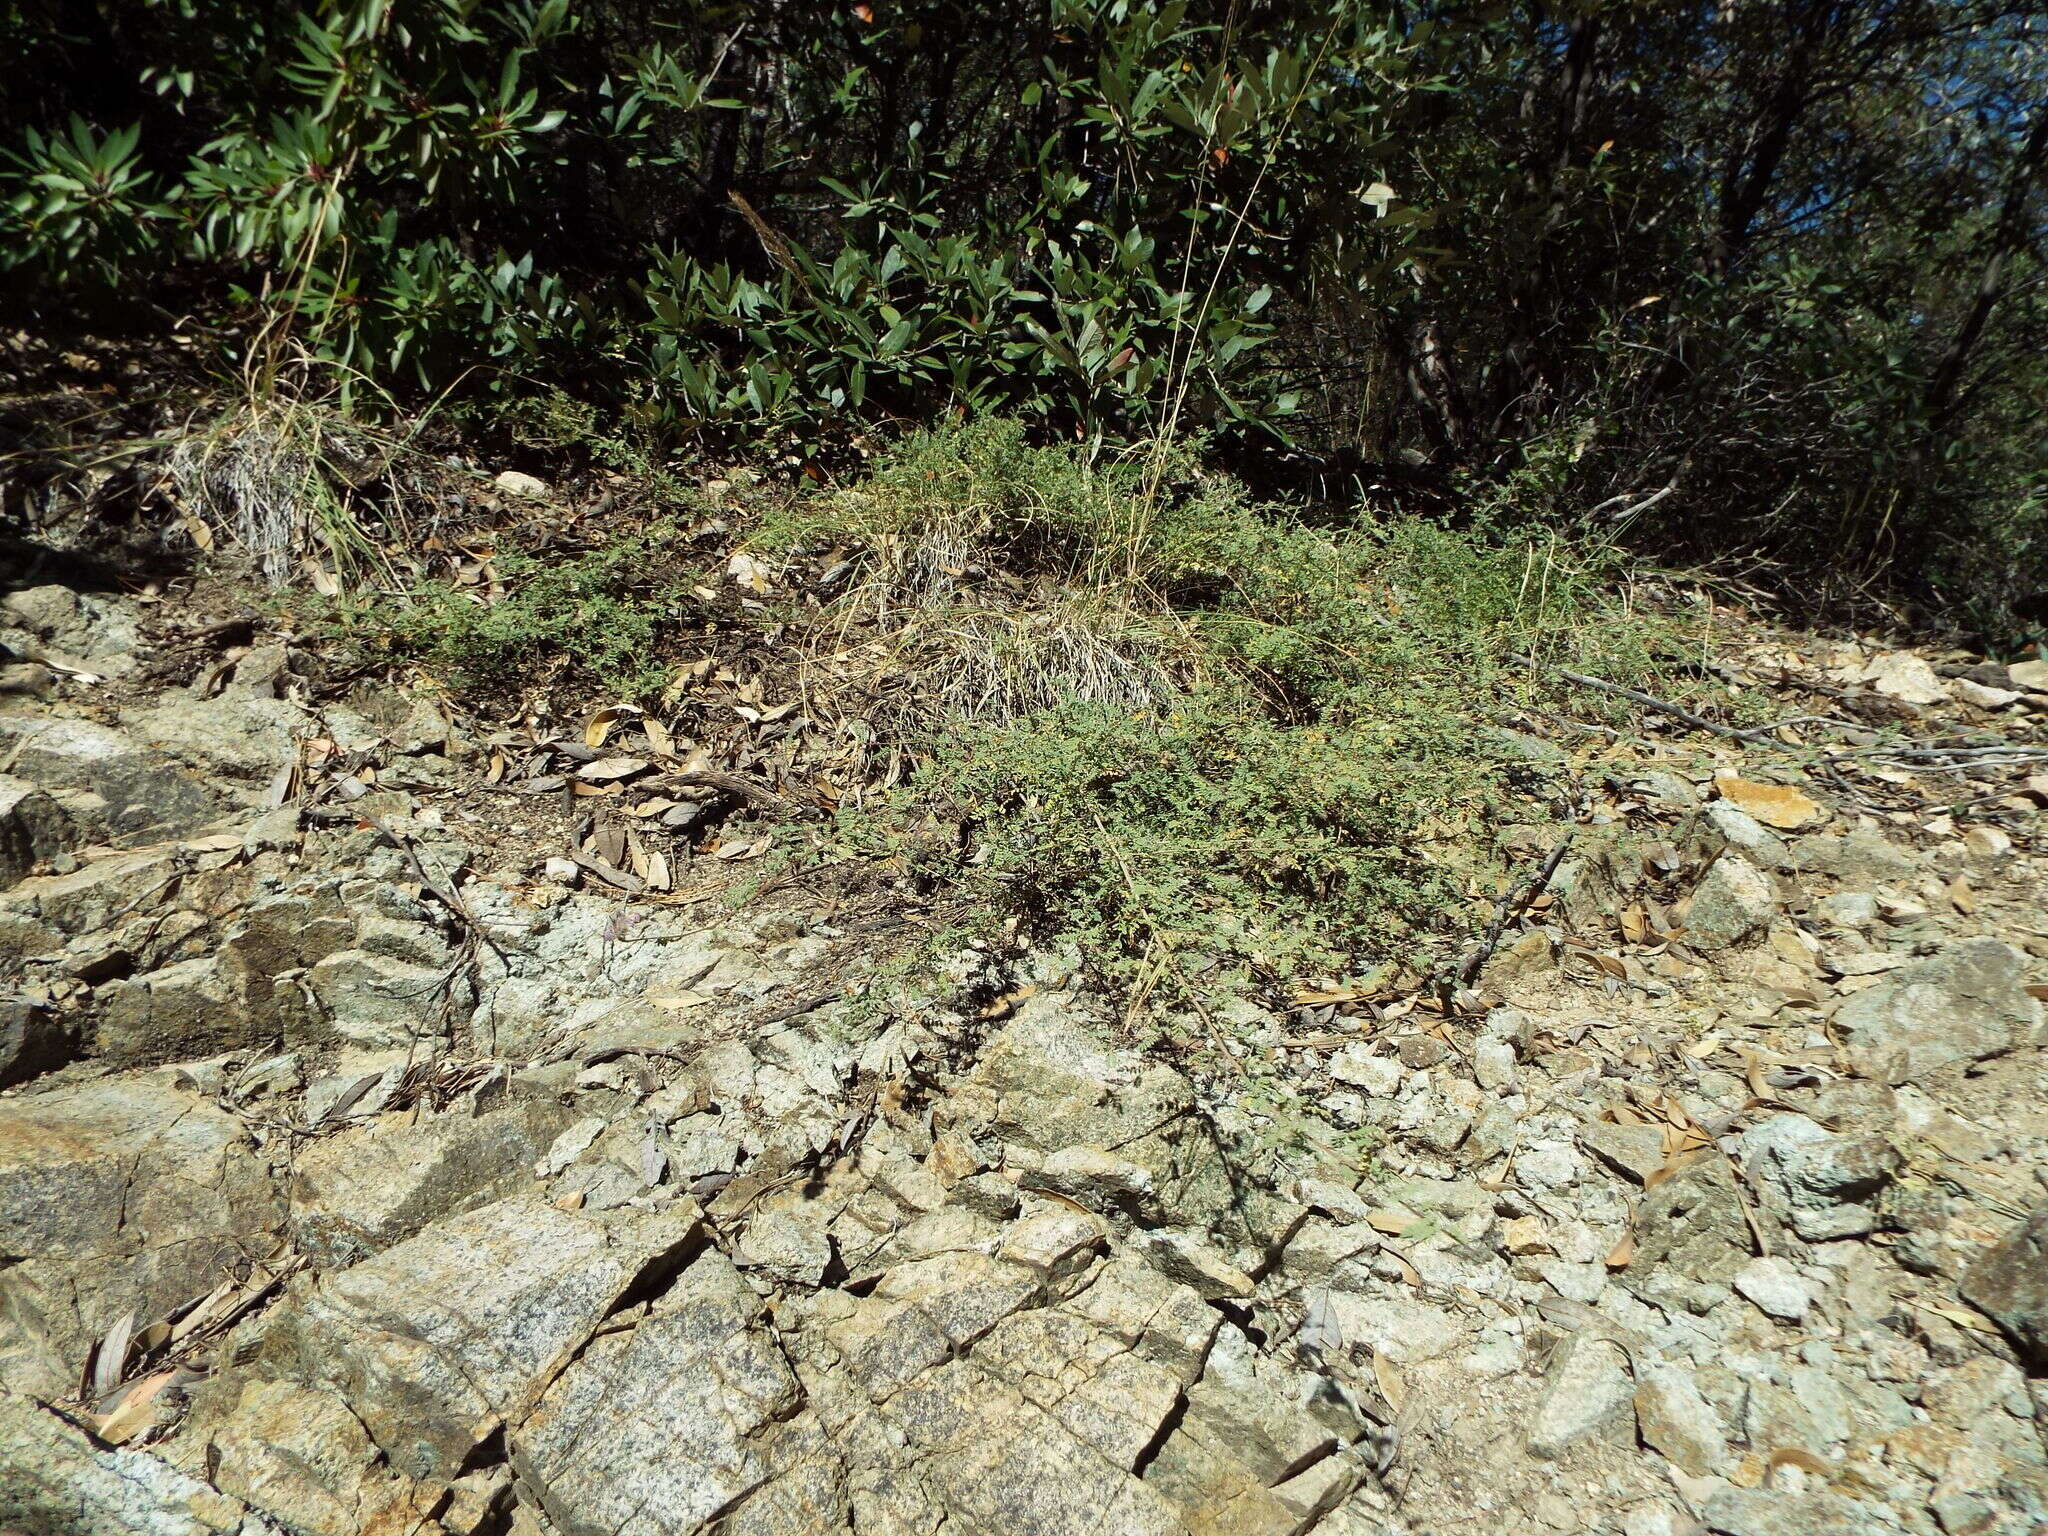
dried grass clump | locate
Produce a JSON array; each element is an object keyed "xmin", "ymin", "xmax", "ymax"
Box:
[
  {"xmin": 169, "ymin": 397, "xmax": 410, "ymax": 586},
  {"xmin": 898, "ymin": 597, "xmax": 1193, "ymax": 729}
]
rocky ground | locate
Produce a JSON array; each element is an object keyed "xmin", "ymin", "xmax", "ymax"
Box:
[{"xmin": 2, "ymin": 574, "xmax": 2046, "ymax": 1536}]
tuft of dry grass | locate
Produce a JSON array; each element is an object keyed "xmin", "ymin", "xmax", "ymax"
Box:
[{"xmin": 894, "ymin": 596, "xmax": 1194, "ymax": 729}]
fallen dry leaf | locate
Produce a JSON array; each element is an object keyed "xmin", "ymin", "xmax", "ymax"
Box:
[
  {"xmin": 1713, "ymin": 773, "xmax": 1824, "ymax": 830},
  {"xmin": 90, "ymin": 1310, "xmax": 136, "ymax": 1400},
  {"xmin": 1373, "ymin": 1351, "xmax": 1407, "ymax": 1411},
  {"xmin": 1910, "ymin": 1297, "xmax": 1999, "ymax": 1334},
  {"xmin": 585, "ymin": 706, "xmax": 631, "ymax": 749},
  {"xmin": 97, "ymin": 1371, "xmax": 176, "ymax": 1445},
  {"xmin": 577, "ymin": 756, "xmax": 650, "ymax": 783},
  {"xmin": 1604, "ymin": 1228, "xmax": 1636, "ymax": 1269}
]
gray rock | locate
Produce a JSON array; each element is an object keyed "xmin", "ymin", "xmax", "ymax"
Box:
[
  {"xmin": 355, "ymin": 913, "xmax": 454, "ymax": 969},
  {"xmin": 1732, "ymin": 1255, "xmax": 1811, "ymax": 1321},
  {"xmin": 290, "ymin": 1100, "xmax": 571, "ymax": 1267},
  {"xmin": 0, "ymin": 773, "xmax": 71, "ymax": 890},
  {"xmin": 1487, "ymin": 727, "xmax": 1570, "ymax": 766},
  {"xmin": 307, "ymin": 949, "xmax": 461, "ymax": 1046},
  {"xmin": 254, "ymin": 1194, "xmax": 703, "ymax": 1482},
  {"xmin": 1815, "ymin": 892, "xmax": 1877, "ymax": 928},
  {"xmin": 1181, "ymin": 1323, "xmax": 1353, "ymax": 1483},
  {"xmin": 0, "ymin": 715, "xmax": 228, "ymax": 842},
  {"xmin": 1581, "ymin": 1119, "xmax": 1671, "ymax": 1184},
  {"xmin": 1959, "ymin": 1203, "xmax": 2048, "ymax": 1368},
  {"xmin": 0, "ymin": 993, "xmax": 74, "ymax": 1086},
  {"xmin": 96, "ymin": 956, "xmax": 249, "ymax": 1065},
  {"xmin": 1633, "ymin": 1364, "xmax": 1727, "ymax": 1475},
  {"xmin": 1129, "ymin": 1228, "xmax": 1256, "ymax": 1300},
  {"xmin": 1622, "ymin": 1155, "xmax": 1760, "ymax": 1315},
  {"xmin": 1473, "ymin": 1035, "xmax": 1519, "ymax": 1092},
  {"xmin": 1702, "ymin": 1487, "xmax": 1891, "ymax": 1536},
  {"xmin": 1705, "ymin": 804, "xmax": 1788, "ymax": 867},
  {"xmin": 2, "ymin": 585, "xmax": 142, "ymax": 669},
  {"xmin": 0, "ymin": 1390, "xmax": 282, "ymax": 1535},
  {"xmin": 1330, "ymin": 1043, "xmax": 1404, "ymax": 1096},
  {"xmin": 0, "ymin": 846, "xmax": 175, "ymax": 940},
  {"xmin": 188, "ymin": 1376, "xmax": 437, "ymax": 1536},
  {"xmin": 124, "ymin": 693, "xmax": 305, "ymax": 782},
  {"xmin": 1789, "ymin": 825, "xmax": 1916, "ymax": 883},
  {"xmin": 1834, "ymin": 938, "xmax": 2041, "ymax": 1084},
  {"xmin": 1024, "ymin": 1146, "xmax": 1159, "ymax": 1223},
  {"xmin": 963, "ymin": 1003, "xmax": 1235, "ymax": 1232},
  {"xmin": 0, "ymin": 1077, "xmax": 283, "ymax": 1398},
  {"xmin": 1635, "ymin": 772, "xmax": 1702, "ymax": 810},
  {"xmin": 1528, "ymin": 1334, "xmax": 1634, "ymax": 1458},
  {"xmin": 514, "ymin": 1247, "xmax": 801, "ymax": 1536},
  {"xmin": 1738, "ymin": 1113, "xmax": 1898, "ymax": 1240},
  {"xmin": 1685, "ymin": 854, "xmax": 1776, "ymax": 951}
]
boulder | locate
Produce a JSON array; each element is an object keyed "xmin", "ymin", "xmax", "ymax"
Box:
[
  {"xmin": 96, "ymin": 957, "xmax": 250, "ymax": 1065},
  {"xmin": 0, "ymin": 1390, "xmax": 281, "ymax": 1535},
  {"xmin": 1737, "ymin": 1113, "xmax": 1899, "ymax": 1240},
  {"xmin": 290, "ymin": 1100, "xmax": 571, "ymax": 1267},
  {"xmin": 1835, "ymin": 938, "xmax": 2041, "ymax": 1084},
  {"xmin": 306, "ymin": 949, "xmax": 464, "ymax": 1047},
  {"xmin": 251, "ymin": 1194, "xmax": 703, "ymax": 1481},
  {"xmin": 0, "ymin": 715, "xmax": 227, "ymax": 842},
  {"xmin": 190, "ymin": 1377, "xmax": 439, "ymax": 1536},
  {"xmin": 0, "ymin": 773, "xmax": 70, "ymax": 890},
  {"xmin": 1620, "ymin": 1154, "xmax": 1762, "ymax": 1315},
  {"xmin": 959, "ymin": 998, "xmax": 1236, "ymax": 1232},
  {"xmin": 1702, "ymin": 1487, "xmax": 1892, "ymax": 1536},
  {"xmin": 1633, "ymin": 1364, "xmax": 1728, "ymax": 1475},
  {"xmin": 0, "ymin": 992, "xmax": 75, "ymax": 1086},
  {"xmin": 514, "ymin": 1247, "xmax": 801, "ymax": 1536},
  {"xmin": 1959, "ymin": 1203, "xmax": 2048, "ymax": 1368},
  {"xmin": 1684, "ymin": 854, "xmax": 1776, "ymax": 951},
  {"xmin": 0, "ymin": 1077, "xmax": 283, "ymax": 1398},
  {"xmin": 1529, "ymin": 1335, "xmax": 1634, "ymax": 1458},
  {"xmin": 0, "ymin": 584, "xmax": 143, "ymax": 672},
  {"xmin": 124, "ymin": 694, "xmax": 306, "ymax": 783}
]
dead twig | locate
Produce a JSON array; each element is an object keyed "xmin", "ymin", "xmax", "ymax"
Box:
[
  {"xmin": 1516, "ymin": 655, "xmax": 1784, "ymax": 745},
  {"xmin": 1454, "ymin": 834, "xmax": 1574, "ymax": 987}
]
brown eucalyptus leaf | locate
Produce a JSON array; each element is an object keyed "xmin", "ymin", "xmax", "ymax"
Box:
[{"xmin": 97, "ymin": 1371, "xmax": 176, "ymax": 1445}]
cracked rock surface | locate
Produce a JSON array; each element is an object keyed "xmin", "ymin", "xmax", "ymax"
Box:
[{"xmin": 4, "ymin": 584, "xmax": 2047, "ymax": 1536}]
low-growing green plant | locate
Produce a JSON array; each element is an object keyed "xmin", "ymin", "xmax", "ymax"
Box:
[
  {"xmin": 914, "ymin": 693, "xmax": 1484, "ymax": 994},
  {"xmin": 341, "ymin": 528, "xmax": 706, "ymax": 701},
  {"xmin": 788, "ymin": 420, "xmax": 1663, "ymax": 1003}
]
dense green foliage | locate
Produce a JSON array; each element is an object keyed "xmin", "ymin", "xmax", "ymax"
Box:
[
  {"xmin": 765, "ymin": 419, "xmax": 1651, "ymax": 998},
  {"xmin": 4, "ymin": 0, "xmax": 2046, "ymax": 635}
]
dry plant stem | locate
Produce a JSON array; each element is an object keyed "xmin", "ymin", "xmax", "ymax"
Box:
[
  {"xmin": 1455, "ymin": 835, "xmax": 1574, "ymax": 987},
  {"xmin": 1514, "ymin": 654, "xmax": 1783, "ymax": 745}
]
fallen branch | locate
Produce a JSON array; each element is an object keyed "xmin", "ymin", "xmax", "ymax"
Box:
[
  {"xmin": 1455, "ymin": 834, "xmax": 1574, "ymax": 987},
  {"xmin": 1514, "ymin": 655, "xmax": 1782, "ymax": 745}
]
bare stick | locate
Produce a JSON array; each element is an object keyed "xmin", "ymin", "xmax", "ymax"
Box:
[
  {"xmin": 1456, "ymin": 835, "xmax": 1574, "ymax": 987},
  {"xmin": 1515, "ymin": 655, "xmax": 1782, "ymax": 745}
]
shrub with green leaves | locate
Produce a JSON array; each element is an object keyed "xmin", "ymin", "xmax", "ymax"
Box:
[
  {"xmin": 343, "ymin": 527, "xmax": 705, "ymax": 702},
  {"xmin": 1, "ymin": 0, "xmax": 1428, "ymax": 452},
  {"xmin": 789, "ymin": 420, "xmax": 1651, "ymax": 1000},
  {"xmin": 918, "ymin": 694, "xmax": 1478, "ymax": 995}
]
